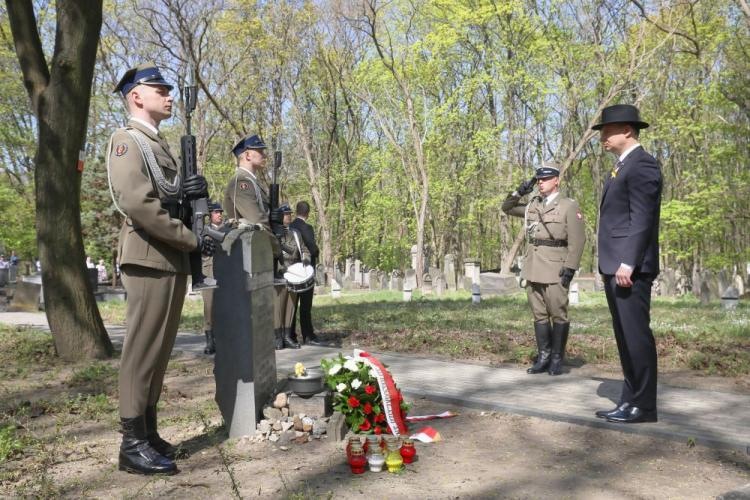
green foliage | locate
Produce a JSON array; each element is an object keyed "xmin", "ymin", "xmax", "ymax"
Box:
[{"xmin": 0, "ymin": 424, "xmax": 28, "ymax": 462}]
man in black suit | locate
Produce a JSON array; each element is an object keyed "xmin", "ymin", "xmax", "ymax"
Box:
[
  {"xmin": 289, "ymin": 201, "xmax": 324, "ymax": 346},
  {"xmin": 592, "ymin": 104, "xmax": 662, "ymax": 424}
]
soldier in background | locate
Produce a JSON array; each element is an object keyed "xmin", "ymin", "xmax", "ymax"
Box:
[
  {"xmin": 273, "ymin": 203, "xmax": 310, "ymax": 350},
  {"xmin": 502, "ymin": 162, "xmax": 585, "ymax": 376},
  {"xmin": 201, "ymin": 201, "xmax": 224, "ymax": 355}
]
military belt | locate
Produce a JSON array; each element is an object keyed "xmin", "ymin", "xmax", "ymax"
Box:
[{"xmin": 530, "ymin": 238, "xmax": 568, "ymax": 247}]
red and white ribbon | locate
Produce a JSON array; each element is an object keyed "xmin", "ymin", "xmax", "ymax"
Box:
[
  {"xmin": 353, "ymin": 349, "xmax": 409, "ymax": 436},
  {"xmin": 406, "ymin": 411, "xmax": 458, "ymax": 422}
]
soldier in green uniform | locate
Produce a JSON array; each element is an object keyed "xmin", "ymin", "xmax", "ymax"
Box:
[
  {"xmin": 502, "ymin": 163, "xmax": 586, "ymax": 375},
  {"xmin": 273, "ymin": 203, "xmax": 311, "ymax": 350},
  {"xmin": 224, "ymin": 134, "xmax": 273, "ymax": 228},
  {"xmin": 108, "ymin": 62, "xmax": 215, "ymax": 475},
  {"xmin": 201, "ymin": 201, "xmax": 224, "ymax": 355}
]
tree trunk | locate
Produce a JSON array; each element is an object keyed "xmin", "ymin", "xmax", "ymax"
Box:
[{"xmin": 7, "ymin": 0, "xmax": 113, "ymax": 360}]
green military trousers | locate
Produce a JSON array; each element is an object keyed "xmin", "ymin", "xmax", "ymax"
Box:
[
  {"xmin": 273, "ymin": 285, "xmax": 297, "ymax": 330},
  {"xmin": 202, "ymin": 288, "xmax": 214, "ymax": 331},
  {"xmin": 526, "ymin": 281, "xmax": 569, "ymax": 323},
  {"xmin": 119, "ymin": 265, "xmax": 187, "ymax": 418}
]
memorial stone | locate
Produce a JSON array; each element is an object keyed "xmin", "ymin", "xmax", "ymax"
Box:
[
  {"xmin": 721, "ymin": 286, "xmax": 740, "ymax": 310},
  {"xmin": 422, "ymin": 273, "xmax": 432, "ymax": 295},
  {"xmin": 345, "ymin": 258, "xmax": 353, "ymax": 279},
  {"xmin": 700, "ymin": 281, "xmax": 711, "ymax": 305},
  {"xmin": 434, "ymin": 274, "xmax": 446, "ymax": 296},
  {"xmin": 568, "ymin": 282, "xmax": 579, "ymax": 305},
  {"xmin": 212, "ymin": 226, "xmax": 277, "ymax": 438},
  {"xmin": 354, "ymin": 260, "xmax": 362, "ymax": 286},
  {"xmin": 733, "ymin": 274, "xmax": 745, "ymax": 296},
  {"xmin": 444, "ymin": 254, "xmax": 457, "ymax": 291},
  {"xmin": 331, "ymin": 279, "xmax": 342, "ymax": 299},
  {"xmin": 404, "ymin": 269, "xmax": 417, "ymax": 290},
  {"xmin": 9, "ymin": 280, "xmax": 41, "ymax": 312},
  {"xmin": 379, "ymin": 271, "xmax": 388, "ymax": 290},
  {"xmin": 464, "ymin": 259, "xmax": 481, "ymax": 285},
  {"xmin": 479, "ymin": 272, "xmax": 518, "ymax": 297}
]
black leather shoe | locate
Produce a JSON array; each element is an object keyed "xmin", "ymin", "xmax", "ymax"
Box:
[
  {"xmin": 605, "ymin": 406, "xmax": 657, "ymax": 424},
  {"xmin": 119, "ymin": 417, "xmax": 177, "ymax": 475},
  {"xmin": 548, "ymin": 322, "xmax": 569, "ymax": 376},
  {"xmin": 145, "ymin": 406, "xmax": 177, "ymax": 459},
  {"xmin": 282, "ymin": 329, "xmax": 301, "ymax": 349},
  {"xmin": 595, "ymin": 402, "xmax": 630, "ymax": 419},
  {"xmin": 274, "ymin": 330, "xmax": 285, "ymax": 350},
  {"xmin": 303, "ymin": 333, "xmax": 325, "ymax": 346}
]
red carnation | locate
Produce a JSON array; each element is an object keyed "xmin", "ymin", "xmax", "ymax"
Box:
[
  {"xmin": 374, "ymin": 426, "xmax": 382, "ymax": 435},
  {"xmin": 359, "ymin": 419, "xmax": 371, "ymax": 432},
  {"xmin": 363, "ymin": 402, "xmax": 373, "ymax": 415},
  {"xmin": 375, "ymin": 413, "xmax": 385, "ymax": 423},
  {"xmin": 348, "ymin": 396, "xmax": 360, "ymax": 408},
  {"xmin": 365, "ymin": 385, "xmax": 376, "ymax": 395}
]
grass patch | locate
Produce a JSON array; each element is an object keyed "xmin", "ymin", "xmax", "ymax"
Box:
[
  {"xmin": 0, "ymin": 325, "xmax": 57, "ymax": 377},
  {"xmin": 0, "ymin": 424, "xmax": 29, "ymax": 462},
  {"xmin": 67, "ymin": 362, "xmax": 118, "ymax": 394}
]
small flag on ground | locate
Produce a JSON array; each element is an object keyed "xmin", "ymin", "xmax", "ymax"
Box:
[
  {"xmin": 409, "ymin": 426, "xmax": 441, "ymax": 443},
  {"xmin": 406, "ymin": 411, "xmax": 458, "ymax": 422}
]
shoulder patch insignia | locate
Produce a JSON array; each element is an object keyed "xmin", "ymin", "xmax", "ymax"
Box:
[
  {"xmin": 576, "ymin": 211, "xmax": 583, "ymax": 220},
  {"xmin": 239, "ymin": 181, "xmax": 249, "ymax": 190},
  {"xmin": 115, "ymin": 143, "xmax": 128, "ymax": 156}
]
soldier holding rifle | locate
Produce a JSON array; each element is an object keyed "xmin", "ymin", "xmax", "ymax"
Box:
[{"xmin": 107, "ymin": 62, "xmax": 216, "ymax": 475}]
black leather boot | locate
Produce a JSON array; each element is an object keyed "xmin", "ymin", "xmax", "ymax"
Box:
[
  {"xmin": 527, "ymin": 321, "xmax": 551, "ymax": 374},
  {"xmin": 274, "ymin": 329, "xmax": 285, "ymax": 350},
  {"xmin": 203, "ymin": 330, "xmax": 215, "ymax": 355},
  {"xmin": 548, "ymin": 322, "xmax": 570, "ymax": 376},
  {"xmin": 119, "ymin": 416, "xmax": 177, "ymax": 475},
  {"xmin": 145, "ymin": 406, "xmax": 177, "ymax": 459},
  {"xmin": 282, "ymin": 328, "xmax": 301, "ymax": 349}
]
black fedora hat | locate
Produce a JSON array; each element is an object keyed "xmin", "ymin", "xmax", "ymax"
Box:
[{"xmin": 591, "ymin": 104, "xmax": 649, "ymax": 130}]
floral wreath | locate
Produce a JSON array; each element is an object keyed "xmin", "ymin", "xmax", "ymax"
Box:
[{"xmin": 321, "ymin": 350, "xmax": 410, "ymax": 435}]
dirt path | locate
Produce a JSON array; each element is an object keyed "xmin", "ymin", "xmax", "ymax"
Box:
[{"xmin": 2, "ymin": 355, "xmax": 747, "ymax": 499}]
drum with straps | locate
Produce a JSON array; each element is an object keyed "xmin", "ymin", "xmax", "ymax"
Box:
[{"xmin": 284, "ymin": 262, "xmax": 315, "ymax": 293}]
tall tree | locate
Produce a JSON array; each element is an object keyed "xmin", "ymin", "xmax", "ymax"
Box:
[{"xmin": 6, "ymin": 0, "xmax": 112, "ymax": 360}]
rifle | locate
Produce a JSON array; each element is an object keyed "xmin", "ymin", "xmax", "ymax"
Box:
[
  {"xmin": 181, "ymin": 65, "xmax": 224, "ymax": 288},
  {"xmin": 269, "ymin": 151, "xmax": 283, "ymax": 236}
]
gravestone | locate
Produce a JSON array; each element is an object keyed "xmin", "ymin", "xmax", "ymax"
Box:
[
  {"xmin": 213, "ymin": 226, "xmax": 277, "ymax": 438},
  {"xmin": 568, "ymin": 282, "xmax": 579, "ymax": 305},
  {"xmin": 363, "ymin": 268, "xmax": 371, "ymax": 288},
  {"xmin": 354, "ymin": 260, "xmax": 362, "ymax": 286},
  {"xmin": 692, "ymin": 267, "xmax": 702, "ymax": 298},
  {"xmin": 379, "ymin": 271, "xmax": 388, "ymax": 290},
  {"xmin": 699, "ymin": 281, "xmax": 711, "ymax": 305},
  {"xmin": 573, "ymin": 275, "xmax": 597, "ymax": 293},
  {"xmin": 325, "ymin": 266, "xmax": 335, "ymax": 287},
  {"xmin": 704, "ymin": 270, "xmax": 720, "ymax": 300},
  {"xmin": 429, "ymin": 267, "xmax": 441, "ymax": 283},
  {"xmin": 331, "ymin": 279, "xmax": 342, "ymax": 299},
  {"xmin": 344, "ymin": 258, "xmax": 353, "ymax": 279},
  {"xmin": 733, "ymin": 274, "xmax": 745, "ymax": 296},
  {"xmin": 721, "ymin": 286, "xmax": 739, "ymax": 310},
  {"xmin": 410, "ymin": 245, "xmax": 418, "ymax": 270},
  {"xmin": 9, "ymin": 280, "xmax": 42, "ymax": 312},
  {"xmin": 479, "ymin": 272, "xmax": 518, "ymax": 297},
  {"xmin": 444, "ymin": 254, "xmax": 457, "ymax": 291},
  {"xmin": 404, "ymin": 269, "xmax": 417, "ymax": 291},
  {"xmin": 464, "ymin": 259, "xmax": 481, "ymax": 285},
  {"xmin": 422, "ymin": 273, "xmax": 433, "ymax": 295},
  {"xmin": 434, "ymin": 274, "xmax": 446, "ymax": 297}
]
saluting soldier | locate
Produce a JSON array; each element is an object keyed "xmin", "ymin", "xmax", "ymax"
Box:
[
  {"xmin": 108, "ymin": 62, "xmax": 214, "ymax": 475},
  {"xmin": 201, "ymin": 201, "xmax": 224, "ymax": 355},
  {"xmin": 502, "ymin": 162, "xmax": 586, "ymax": 376},
  {"xmin": 273, "ymin": 203, "xmax": 310, "ymax": 350}
]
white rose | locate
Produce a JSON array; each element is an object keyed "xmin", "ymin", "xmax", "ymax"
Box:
[
  {"xmin": 351, "ymin": 378, "xmax": 362, "ymax": 389},
  {"xmin": 343, "ymin": 359, "xmax": 360, "ymax": 372},
  {"xmin": 336, "ymin": 383, "xmax": 347, "ymax": 392},
  {"xmin": 328, "ymin": 364, "xmax": 342, "ymax": 375}
]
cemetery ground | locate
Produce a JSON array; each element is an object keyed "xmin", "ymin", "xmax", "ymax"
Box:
[{"xmin": 0, "ymin": 291, "xmax": 748, "ymax": 498}]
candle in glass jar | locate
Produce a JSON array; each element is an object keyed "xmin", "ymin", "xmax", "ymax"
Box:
[{"xmin": 400, "ymin": 439, "xmax": 416, "ymax": 463}]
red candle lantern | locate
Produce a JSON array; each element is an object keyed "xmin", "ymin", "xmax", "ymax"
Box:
[
  {"xmin": 349, "ymin": 448, "xmax": 367, "ymax": 474},
  {"xmin": 400, "ymin": 439, "xmax": 416, "ymax": 464}
]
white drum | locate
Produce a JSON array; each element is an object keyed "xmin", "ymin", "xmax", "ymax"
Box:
[{"xmin": 284, "ymin": 262, "xmax": 315, "ymax": 293}]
